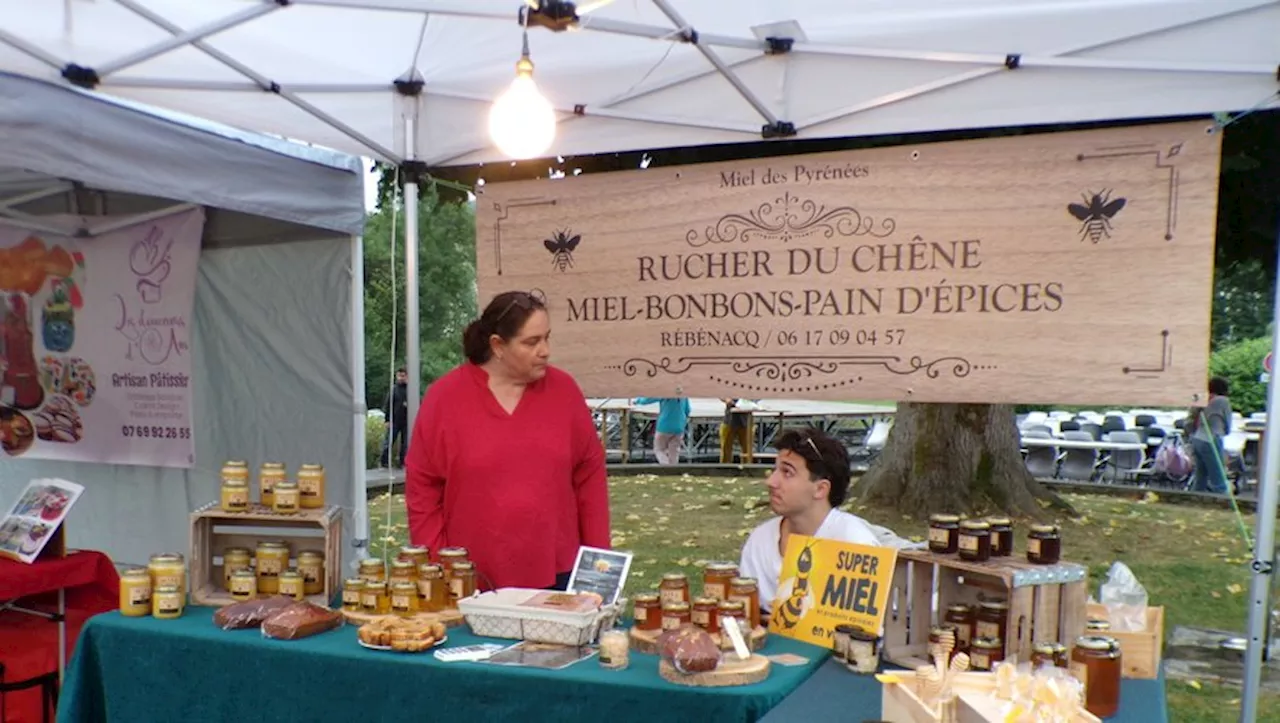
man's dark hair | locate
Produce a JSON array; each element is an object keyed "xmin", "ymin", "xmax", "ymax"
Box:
[
  {"xmin": 774, "ymin": 426, "xmax": 852, "ymax": 507},
  {"xmin": 1209, "ymin": 376, "xmax": 1229, "ymax": 396},
  {"xmin": 396, "ymin": 367, "xmax": 407, "ymax": 375}
]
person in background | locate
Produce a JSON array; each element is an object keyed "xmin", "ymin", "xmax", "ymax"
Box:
[
  {"xmin": 1189, "ymin": 376, "xmax": 1232, "ymax": 494},
  {"xmin": 379, "ymin": 367, "xmax": 409, "ymax": 468},
  {"xmin": 404, "ymin": 291, "xmax": 611, "ymax": 591},
  {"xmin": 634, "ymin": 396, "xmax": 691, "ymax": 465},
  {"xmin": 720, "ymin": 398, "xmax": 754, "ymax": 464}
]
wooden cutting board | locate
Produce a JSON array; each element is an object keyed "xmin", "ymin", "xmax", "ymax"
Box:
[{"xmin": 659, "ymin": 653, "xmax": 771, "ymax": 687}]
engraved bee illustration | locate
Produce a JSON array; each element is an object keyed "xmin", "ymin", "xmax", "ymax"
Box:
[
  {"xmin": 1068, "ymin": 189, "xmax": 1126, "ymax": 243},
  {"xmin": 771, "ymin": 543, "xmax": 816, "ymax": 631},
  {"xmin": 543, "ymin": 229, "xmax": 581, "ymax": 272}
]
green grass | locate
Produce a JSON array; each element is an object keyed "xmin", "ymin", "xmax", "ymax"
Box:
[{"xmin": 368, "ymin": 474, "xmax": 1277, "ymax": 723}]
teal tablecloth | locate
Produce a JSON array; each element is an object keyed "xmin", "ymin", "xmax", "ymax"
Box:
[{"xmin": 58, "ymin": 608, "xmax": 830, "ymax": 722}]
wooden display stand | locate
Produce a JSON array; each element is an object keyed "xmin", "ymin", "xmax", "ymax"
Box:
[
  {"xmin": 658, "ymin": 654, "xmax": 771, "ymax": 687},
  {"xmin": 1086, "ymin": 603, "xmax": 1164, "ymax": 679},
  {"xmin": 880, "ymin": 671, "xmax": 1101, "ymax": 723},
  {"xmin": 189, "ymin": 503, "xmax": 342, "ymax": 607},
  {"xmin": 628, "ymin": 625, "xmax": 768, "ymax": 654},
  {"xmin": 342, "ymin": 606, "xmax": 465, "ymax": 628},
  {"xmin": 883, "ymin": 550, "xmax": 1089, "ymax": 670}
]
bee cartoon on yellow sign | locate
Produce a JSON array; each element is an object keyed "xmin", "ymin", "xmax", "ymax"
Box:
[{"xmin": 768, "ymin": 534, "xmax": 897, "ymax": 649}]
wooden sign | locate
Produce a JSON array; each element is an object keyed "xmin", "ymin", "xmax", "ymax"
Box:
[
  {"xmin": 767, "ymin": 535, "xmax": 897, "ymax": 648},
  {"xmin": 476, "ymin": 121, "xmax": 1220, "ymax": 405}
]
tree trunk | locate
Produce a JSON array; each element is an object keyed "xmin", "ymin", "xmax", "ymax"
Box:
[{"xmin": 854, "ymin": 402, "xmax": 1072, "ymax": 518}]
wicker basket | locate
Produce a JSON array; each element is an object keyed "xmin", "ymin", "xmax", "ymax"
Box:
[{"xmin": 458, "ymin": 588, "xmax": 625, "ymax": 646}]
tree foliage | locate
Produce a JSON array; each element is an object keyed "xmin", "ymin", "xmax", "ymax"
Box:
[{"xmin": 1210, "ymin": 335, "xmax": 1271, "ymax": 415}]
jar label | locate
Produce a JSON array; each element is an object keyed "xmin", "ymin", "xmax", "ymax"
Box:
[
  {"xmin": 450, "ymin": 578, "xmax": 464, "ymax": 599},
  {"xmin": 231, "ymin": 580, "xmax": 255, "ymax": 595},
  {"xmin": 1071, "ymin": 660, "xmax": 1088, "ymax": 689},
  {"xmin": 281, "ymin": 583, "xmax": 302, "ymax": 597},
  {"xmin": 156, "ymin": 596, "xmax": 181, "ymax": 614},
  {"xmin": 972, "ymin": 651, "xmax": 990, "ymax": 670},
  {"xmin": 361, "ymin": 592, "xmax": 379, "ymax": 608},
  {"xmin": 959, "ymin": 534, "xmax": 978, "ymax": 552},
  {"xmin": 257, "ymin": 558, "xmax": 282, "ymax": 577},
  {"xmin": 343, "ymin": 590, "xmax": 361, "ymax": 605},
  {"xmin": 692, "ymin": 610, "xmax": 710, "ymax": 626},
  {"xmin": 954, "ymin": 624, "xmax": 971, "ymax": 645},
  {"xmin": 392, "ymin": 594, "xmax": 413, "ymax": 611},
  {"xmin": 976, "ymin": 621, "xmax": 1001, "ymax": 639},
  {"xmin": 1028, "ymin": 538, "xmax": 1042, "ymax": 556},
  {"xmin": 300, "ymin": 565, "xmax": 321, "ymax": 583},
  {"xmin": 661, "ymin": 616, "xmax": 682, "ymax": 631},
  {"xmin": 155, "ymin": 573, "xmax": 183, "ymax": 589},
  {"xmin": 128, "ymin": 587, "xmax": 151, "ymax": 605},
  {"xmin": 928, "ymin": 528, "xmax": 950, "ymax": 545},
  {"xmin": 659, "ymin": 588, "xmax": 685, "ymax": 606},
  {"xmin": 417, "ymin": 580, "xmax": 435, "ymax": 598},
  {"xmin": 704, "ymin": 583, "xmax": 726, "ymax": 600},
  {"xmin": 634, "ymin": 607, "xmax": 647, "ymax": 623}
]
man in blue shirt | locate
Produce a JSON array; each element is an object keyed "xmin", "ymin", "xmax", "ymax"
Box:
[{"xmin": 634, "ymin": 397, "xmax": 692, "ymax": 464}]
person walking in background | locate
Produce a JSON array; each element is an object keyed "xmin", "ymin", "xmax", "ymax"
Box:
[
  {"xmin": 1189, "ymin": 376, "xmax": 1232, "ymax": 494},
  {"xmin": 635, "ymin": 396, "xmax": 691, "ymax": 465},
  {"xmin": 380, "ymin": 367, "xmax": 409, "ymax": 468},
  {"xmin": 720, "ymin": 398, "xmax": 754, "ymax": 464}
]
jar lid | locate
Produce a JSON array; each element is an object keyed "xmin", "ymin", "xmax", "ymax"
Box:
[
  {"xmin": 716, "ymin": 600, "xmax": 745, "ymax": 611},
  {"xmin": 224, "ymin": 460, "xmax": 247, "ymax": 467},
  {"xmin": 979, "ymin": 599, "xmax": 1010, "ymax": 611},
  {"xmin": 662, "ymin": 572, "xmax": 688, "ymax": 582},
  {"xmin": 155, "ymin": 584, "xmax": 180, "ymax": 594},
  {"xmin": 258, "ymin": 541, "xmax": 288, "ymax": 550},
  {"xmin": 946, "ymin": 603, "xmax": 973, "ymax": 613},
  {"xmin": 274, "ymin": 480, "xmax": 298, "ymax": 489},
  {"xmin": 344, "ymin": 577, "xmax": 366, "ymax": 586},
  {"xmin": 705, "ymin": 561, "xmax": 738, "ymax": 572},
  {"xmin": 222, "ymin": 478, "xmax": 248, "ymax": 487},
  {"xmin": 633, "ymin": 592, "xmax": 660, "ymax": 603},
  {"xmin": 1075, "ymin": 635, "xmax": 1119, "ymax": 652},
  {"xmin": 693, "ymin": 596, "xmax": 718, "ymax": 606},
  {"xmin": 359, "ymin": 558, "xmax": 386, "ymax": 568},
  {"xmin": 279, "ymin": 569, "xmax": 303, "ymax": 579},
  {"xmin": 231, "ymin": 569, "xmax": 256, "ymax": 579},
  {"xmin": 986, "ymin": 516, "xmax": 1012, "ymax": 526},
  {"xmin": 299, "ymin": 550, "xmax": 324, "ymax": 560},
  {"xmin": 150, "ymin": 552, "xmax": 185, "ymax": 562},
  {"xmin": 300, "ymin": 463, "xmax": 324, "ymax": 470},
  {"xmin": 261, "ymin": 461, "xmax": 285, "ymax": 468},
  {"xmin": 930, "ymin": 513, "xmax": 961, "ymax": 523},
  {"xmin": 971, "ymin": 636, "xmax": 1003, "ymax": 649},
  {"xmin": 833, "ymin": 624, "xmax": 860, "ymax": 634},
  {"xmin": 960, "ymin": 520, "xmax": 991, "ymax": 531},
  {"xmin": 729, "ymin": 577, "xmax": 758, "ymax": 587},
  {"xmin": 391, "ymin": 580, "xmax": 418, "ymax": 590},
  {"xmin": 1029, "ymin": 523, "xmax": 1059, "ymax": 534},
  {"xmin": 391, "ymin": 560, "xmax": 416, "ymax": 569},
  {"xmin": 1033, "ymin": 641, "xmax": 1067, "ymax": 654},
  {"xmin": 440, "ymin": 546, "xmax": 469, "ymax": 556},
  {"xmin": 663, "ymin": 602, "xmax": 691, "ymax": 612},
  {"xmin": 849, "ymin": 627, "xmax": 880, "ymax": 642},
  {"xmin": 400, "ymin": 546, "xmax": 429, "ymax": 555},
  {"xmin": 1086, "ymin": 619, "xmax": 1112, "ymax": 631},
  {"xmin": 223, "ymin": 547, "xmax": 252, "ymax": 556},
  {"xmin": 122, "ymin": 567, "xmax": 149, "ymax": 578}
]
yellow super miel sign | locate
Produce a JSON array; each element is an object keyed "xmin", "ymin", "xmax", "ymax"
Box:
[{"xmin": 767, "ymin": 534, "xmax": 897, "ymax": 649}]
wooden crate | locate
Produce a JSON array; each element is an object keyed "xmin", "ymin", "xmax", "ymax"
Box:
[
  {"xmin": 884, "ymin": 549, "xmax": 1089, "ymax": 669},
  {"xmin": 189, "ymin": 503, "xmax": 342, "ymax": 608},
  {"xmin": 881, "ymin": 671, "xmax": 1101, "ymax": 723},
  {"xmin": 1086, "ymin": 603, "xmax": 1164, "ymax": 679}
]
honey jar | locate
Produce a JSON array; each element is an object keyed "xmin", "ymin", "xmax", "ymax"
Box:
[
  {"xmin": 1072, "ymin": 636, "xmax": 1122, "ymax": 718},
  {"xmin": 832, "ymin": 623, "xmax": 857, "ymax": 662},
  {"xmin": 391, "ymin": 580, "xmax": 420, "ymax": 615},
  {"xmin": 297, "ymin": 463, "xmax": 326, "ymax": 508},
  {"xmin": 220, "ymin": 477, "xmax": 249, "ymax": 513},
  {"xmin": 728, "ymin": 577, "xmax": 760, "ymax": 630},
  {"xmin": 362, "ymin": 580, "xmax": 390, "ymax": 614},
  {"xmin": 279, "ymin": 569, "xmax": 306, "ymax": 600},
  {"xmin": 342, "ymin": 578, "xmax": 365, "ymax": 612},
  {"xmin": 944, "ymin": 603, "xmax": 976, "ymax": 650},
  {"xmin": 297, "ymin": 550, "xmax": 325, "ymax": 595},
  {"xmin": 958, "ymin": 520, "xmax": 992, "ymax": 562},
  {"xmin": 255, "ymin": 541, "xmax": 290, "ymax": 594},
  {"xmin": 358, "ymin": 558, "xmax": 386, "ymax": 583},
  {"xmin": 976, "ymin": 599, "xmax": 1009, "ymax": 643},
  {"xmin": 632, "ymin": 593, "xmax": 661, "ymax": 631},
  {"xmin": 258, "ymin": 461, "xmax": 285, "ymax": 507},
  {"xmin": 438, "ymin": 547, "xmax": 469, "ymax": 575},
  {"xmin": 846, "ymin": 627, "xmax": 882, "ymax": 674},
  {"xmin": 222, "ymin": 547, "xmax": 252, "ymax": 589},
  {"xmin": 220, "ymin": 460, "xmax": 249, "ymax": 486},
  {"xmin": 399, "ymin": 546, "xmax": 431, "ymax": 568},
  {"xmin": 148, "ymin": 553, "xmax": 187, "ymax": 597},
  {"xmin": 449, "ymin": 561, "xmax": 476, "ymax": 603},
  {"xmin": 692, "ymin": 597, "xmax": 719, "ymax": 633},
  {"xmin": 928, "ymin": 513, "xmax": 961, "ymax": 554},
  {"xmin": 272, "ymin": 480, "xmax": 300, "ymax": 513},
  {"xmin": 152, "ymin": 584, "xmax": 184, "ymax": 619},
  {"xmin": 661, "ymin": 601, "xmax": 692, "ymax": 631},
  {"xmin": 1027, "ymin": 524, "xmax": 1062, "ymax": 564},
  {"xmin": 1087, "ymin": 618, "xmax": 1112, "ymax": 633},
  {"xmin": 969, "ymin": 636, "xmax": 1005, "ymax": 670},
  {"xmin": 229, "ymin": 569, "xmax": 258, "ymax": 601},
  {"xmin": 1032, "ymin": 641, "xmax": 1069, "ymax": 669},
  {"xmin": 702, "ymin": 562, "xmax": 738, "ymax": 601},
  {"xmin": 715, "ymin": 600, "xmax": 746, "ymax": 649},
  {"xmin": 987, "ymin": 516, "xmax": 1014, "ymax": 557},
  {"xmin": 417, "ymin": 564, "xmax": 448, "ymax": 612},
  {"xmin": 659, "ymin": 572, "xmax": 690, "ymax": 606},
  {"xmin": 390, "ymin": 559, "xmax": 417, "ymax": 583},
  {"xmin": 119, "ymin": 568, "xmax": 152, "ymax": 617}
]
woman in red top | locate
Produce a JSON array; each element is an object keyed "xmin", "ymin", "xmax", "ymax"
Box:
[{"xmin": 405, "ymin": 291, "xmax": 611, "ymax": 591}]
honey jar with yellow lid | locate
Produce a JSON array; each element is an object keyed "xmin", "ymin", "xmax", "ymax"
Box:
[
  {"xmin": 928, "ymin": 513, "xmax": 961, "ymax": 554},
  {"xmin": 361, "ymin": 580, "xmax": 390, "ymax": 615},
  {"xmin": 119, "ymin": 568, "xmax": 152, "ymax": 617},
  {"xmin": 969, "ymin": 636, "xmax": 1005, "ymax": 671},
  {"xmin": 222, "ymin": 547, "xmax": 252, "ymax": 589},
  {"xmin": 417, "ymin": 564, "xmax": 448, "ymax": 612},
  {"xmin": 986, "ymin": 516, "xmax": 1014, "ymax": 557},
  {"xmin": 438, "ymin": 547, "xmax": 469, "ymax": 575},
  {"xmin": 220, "ymin": 460, "xmax": 249, "ymax": 484},
  {"xmin": 632, "ymin": 592, "xmax": 662, "ymax": 631},
  {"xmin": 1032, "ymin": 641, "xmax": 1069, "ymax": 669},
  {"xmin": 390, "ymin": 559, "xmax": 418, "ymax": 582},
  {"xmin": 229, "ymin": 569, "xmax": 258, "ymax": 601},
  {"xmin": 1072, "ymin": 636, "xmax": 1122, "ymax": 718},
  {"xmin": 661, "ymin": 602, "xmax": 691, "ymax": 631},
  {"xmin": 297, "ymin": 550, "xmax": 325, "ymax": 595},
  {"xmin": 716, "ymin": 600, "xmax": 747, "ymax": 649},
  {"xmin": 255, "ymin": 541, "xmax": 290, "ymax": 594},
  {"xmin": 272, "ymin": 480, "xmax": 300, "ymax": 514},
  {"xmin": 258, "ymin": 461, "xmax": 285, "ymax": 507},
  {"xmin": 359, "ymin": 558, "xmax": 386, "ymax": 583},
  {"xmin": 220, "ymin": 477, "xmax": 249, "ymax": 513},
  {"xmin": 399, "ymin": 546, "xmax": 431, "ymax": 568},
  {"xmin": 692, "ymin": 597, "xmax": 719, "ymax": 633},
  {"xmin": 342, "ymin": 578, "xmax": 365, "ymax": 612},
  {"xmin": 148, "ymin": 553, "xmax": 186, "ymax": 596},
  {"xmin": 152, "ymin": 584, "xmax": 184, "ymax": 619},
  {"xmin": 391, "ymin": 580, "xmax": 420, "ymax": 615},
  {"xmin": 659, "ymin": 572, "xmax": 690, "ymax": 606},
  {"xmin": 728, "ymin": 577, "xmax": 760, "ymax": 630},
  {"xmin": 297, "ymin": 463, "xmax": 326, "ymax": 509},
  {"xmin": 702, "ymin": 562, "xmax": 738, "ymax": 601},
  {"xmin": 279, "ymin": 569, "xmax": 306, "ymax": 600},
  {"xmin": 958, "ymin": 520, "xmax": 992, "ymax": 562},
  {"xmin": 449, "ymin": 561, "xmax": 476, "ymax": 604},
  {"xmin": 1027, "ymin": 524, "xmax": 1062, "ymax": 565}
]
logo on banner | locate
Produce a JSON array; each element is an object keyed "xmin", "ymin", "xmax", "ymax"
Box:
[
  {"xmin": 1067, "ymin": 189, "xmax": 1127, "ymax": 243},
  {"xmin": 768, "ymin": 534, "xmax": 897, "ymax": 649}
]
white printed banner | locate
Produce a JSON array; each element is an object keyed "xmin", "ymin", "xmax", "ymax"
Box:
[{"xmin": 0, "ymin": 208, "xmax": 204, "ymax": 468}]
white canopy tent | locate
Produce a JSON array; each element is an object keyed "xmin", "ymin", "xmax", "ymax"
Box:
[
  {"xmin": 0, "ymin": 71, "xmax": 368, "ymax": 573},
  {"xmin": 1, "ymin": 1, "xmax": 1278, "ymax": 718}
]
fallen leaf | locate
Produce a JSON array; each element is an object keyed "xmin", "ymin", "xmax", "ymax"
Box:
[
  {"xmin": 1227, "ymin": 583, "xmax": 1244, "ymax": 595},
  {"xmin": 676, "ymin": 557, "xmax": 691, "ymax": 567},
  {"xmin": 644, "ymin": 558, "xmax": 657, "ymax": 565},
  {"xmin": 1187, "ymin": 680, "xmax": 1203, "ymax": 690},
  {"xmin": 625, "ymin": 513, "xmax": 641, "ymax": 521},
  {"xmin": 632, "ymin": 571, "xmax": 645, "ymax": 578},
  {"xmin": 1211, "ymin": 591, "xmax": 1222, "ymax": 599}
]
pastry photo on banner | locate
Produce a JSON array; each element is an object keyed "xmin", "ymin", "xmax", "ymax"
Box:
[{"xmin": 0, "ymin": 207, "xmax": 203, "ymax": 468}]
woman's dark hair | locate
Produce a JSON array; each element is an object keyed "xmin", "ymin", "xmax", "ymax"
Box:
[
  {"xmin": 774, "ymin": 426, "xmax": 852, "ymax": 507},
  {"xmin": 462, "ymin": 291, "xmax": 547, "ymax": 364},
  {"xmin": 1209, "ymin": 376, "xmax": 1230, "ymax": 396}
]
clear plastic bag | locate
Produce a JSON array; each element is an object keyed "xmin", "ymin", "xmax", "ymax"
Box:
[
  {"xmin": 1098, "ymin": 561, "xmax": 1148, "ymax": 632},
  {"xmin": 260, "ymin": 601, "xmax": 344, "ymax": 640},
  {"xmin": 212, "ymin": 595, "xmax": 296, "ymax": 630}
]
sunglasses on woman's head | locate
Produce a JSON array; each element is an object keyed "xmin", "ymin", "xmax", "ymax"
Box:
[{"xmin": 493, "ymin": 291, "xmax": 540, "ymax": 323}]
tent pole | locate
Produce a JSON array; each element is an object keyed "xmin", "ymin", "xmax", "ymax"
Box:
[
  {"xmin": 404, "ymin": 115, "xmax": 421, "ymax": 442},
  {"xmin": 1241, "ymin": 217, "xmax": 1280, "ymax": 722},
  {"xmin": 350, "ymin": 233, "xmax": 370, "ymax": 566}
]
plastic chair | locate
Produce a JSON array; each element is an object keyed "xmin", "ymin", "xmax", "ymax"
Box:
[
  {"xmin": 1080, "ymin": 423, "xmax": 1104, "ymax": 441},
  {"xmin": 1133, "ymin": 414, "xmax": 1157, "ymax": 428},
  {"xmin": 1023, "ymin": 444, "xmax": 1059, "ymax": 479},
  {"xmin": 1058, "ymin": 420, "xmax": 1081, "ymax": 433},
  {"xmin": 1058, "ymin": 431, "xmax": 1100, "ymax": 481},
  {"xmin": 1101, "ymin": 416, "xmax": 1127, "ymax": 435},
  {"xmin": 1101, "ymin": 431, "xmax": 1146, "ymax": 483}
]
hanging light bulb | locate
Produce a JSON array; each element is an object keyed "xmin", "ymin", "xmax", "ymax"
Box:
[{"xmin": 489, "ymin": 34, "xmax": 556, "ymax": 160}]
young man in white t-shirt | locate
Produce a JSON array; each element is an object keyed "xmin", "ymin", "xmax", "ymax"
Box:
[{"xmin": 739, "ymin": 426, "xmax": 885, "ymax": 620}]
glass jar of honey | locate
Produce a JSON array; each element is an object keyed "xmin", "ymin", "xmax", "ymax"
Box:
[
  {"xmin": 986, "ymin": 516, "xmax": 1014, "ymax": 557},
  {"xmin": 297, "ymin": 463, "xmax": 326, "ymax": 508},
  {"xmin": 1072, "ymin": 636, "xmax": 1122, "ymax": 718},
  {"xmin": 258, "ymin": 461, "xmax": 285, "ymax": 507},
  {"xmin": 221, "ymin": 460, "xmax": 248, "ymax": 486},
  {"xmin": 958, "ymin": 520, "xmax": 992, "ymax": 562},
  {"xmin": 297, "ymin": 550, "xmax": 325, "ymax": 595},
  {"xmin": 390, "ymin": 559, "xmax": 417, "ymax": 583},
  {"xmin": 222, "ymin": 547, "xmax": 252, "ymax": 589},
  {"xmin": 399, "ymin": 546, "xmax": 431, "ymax": 568},
  {"xmin": 969, "ymin": 637, "xmax": 1005, "ymax": 670},
  {"xmin": 361, "ymin": 580, "xmax": 390, "ymax": 615},
  {"xmin": 391, "ymin": 580, "xmax": 420, "ymax": 615},
  {"xmin": 944, "ymin": 603, "xmax": 976, "ymax": 651},
  {"xmin": 976, "ymin": 599, "xmax": 1009, "ymax": 643},
  {"xmin": 928, "ymin": 514, "xmax": 961, "ymax": 554},
  {"xmin": 729, "ymin": 577, "xmax": 760, "ymax": 630},
  {"xmin": 659, "ymin": 573, "xmax": 690, "ymax": 606},
  {"xmin": 119, "ymin": 568, "xmax": 152, "ymax": 617},
  {"xmin": 716, "ymin": 600, "xmax": 747, "ymax": 649},
  {"xmin": 229, "ymin": 569, "xmax": 258, "ymax": 601},
  {"xmin": 272, "ymin": 480, "xmax": 300, "ymax": 513},
  {"xmin": 847, "ymin": 627, "xmax": 882, "ymax": 674},
  {"xmin": 832, "ymin": 624, "xmax": 857, "ymax": 662},
  {"xmin": 342, "ymin": 578, "xmax": 365, "ymax": 612},
  {"xmin": 254, "ymin": 541, "xmax": 289, "ymax": 594},
  {"xmin": 438, "ymin": 547, "xmax": 469, "ymax": 575},
  {"xmin": 358, "ymin": 558, "xmax": 386, "ymax": 583},
  {"xmin": 220, "ymin": 477, "xmax": 249, "ymax": 513},
  {"xmin": 692, "ymin": 597, "xmax": 719, "ymax": 633},
  {"xmin": 152, "ymin": 584, "xmax": 184, "ymax": 620},
  {"xmin": 449, "ymin": 561, "xmax": 476, "ymax": 604},
  {"xmin": 148, "ymin": 553, "xmax": 187, "ymax": 597},
  {"xmin": 1032, "ymin": 641, "xmax": 1069, "ymax": 669},
  {"xmin": 279, "ymin": 569, "xmax": 306, "ymax": 600},
  {"xmin": 417, "ymin": 564, "xmax": 448, "ymax": 612},
  {"xmin": 662, "ymin": 602, "xmax": 692, "ymax": 631},
  {"xmin": 1027, "ymin": 524, "xmax": 1062, "ymax": 564},
  {"xmin": 632, "ymin": 593, "xmax": 662, "ymax": 631},
  {"xmin": 702, "ymin": 562, "xmax": 738, "ymax": 601}
]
